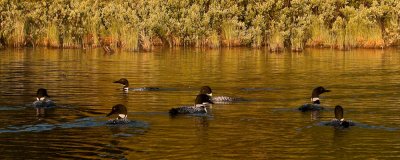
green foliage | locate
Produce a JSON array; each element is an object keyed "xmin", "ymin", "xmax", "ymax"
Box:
[{"xmin": 0, "ymin": 0, "xmax": 400, "ymax": 51}]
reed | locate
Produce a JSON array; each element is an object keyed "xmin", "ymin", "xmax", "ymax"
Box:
[
  {"xmin": 8, "ymin": 20, "xmax": 25, "ymax": 48},
  {"xmin": 121, "ymin": 27, "xmax": 139, "ymax": 51},
  {"xmin": 86, "ymin": 21, "xmax": 100, "ymax": 48},
  {"xmin": 0, "ymin": 0, "xmax": 399, "ymax": 50},
  {"xmin": 307, "ymin": 18, "xmax": 331, "ymax": 48},
  {"xmin": 140, "ymin": 30, "xmax": 152, "ymax": 51},
  {"xmin": 252, "ymin": 27, "xmax": 263, "ymax": 48},
  {"xmin": 46, "ymin": 24, "xmax": 60, "ymax": 48},
  {"xmin": 107, "ymin": 21, "xmax": 120, "ymax": 48},
  {"xmin": 291, "ymin": 27, "xmax": 307, "ymax": 52},
  {"xmin": 208, "ymin": 31, "xmax": 220, "ymax": 48},
  {"xmin": 222, "ymin": 21, "xmax": 234, "ymax": 47},
  {"xmin": 171, "ymin": 35, "xmax": 182, "ymax": 47},
  {"xmin": 268, "ymin": 22, "xmax": 284, "ymax": 52},
  {"xmin": 332, "ymin": 17, "xmax": 346, "ymax": 50},
  {"xmin": 222, "ymin": 19, "xmax": 243, "ymax": 47},
  {"xmin": 348, "ymin": 19, "xmax": 384, "ymax": 48},
  {"xmin": 269, "ymin": 32, "xmax": 284, "ymax": 52}
]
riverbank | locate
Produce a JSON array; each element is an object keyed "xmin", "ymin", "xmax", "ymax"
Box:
[{"xmin": 0, "ymin": 0, "xmax": 399, "ymax": 52}]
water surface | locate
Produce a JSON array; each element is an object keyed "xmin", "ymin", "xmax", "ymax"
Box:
[{"xmin": 1, "ymin": 48, "xmax": 400, "ymax": 159}]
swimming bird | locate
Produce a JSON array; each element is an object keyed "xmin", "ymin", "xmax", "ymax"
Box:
[
  {"xmin": 32, "ymin": 88, "xmax": 56, "ymax": 115},
  {"xmin": 199, "ymin": 86, "xmax": 244, "ymax": 103},
  {"xmin": 298, "ymin": 86, "xmax": 330, "ymax": 112},
  {"xmin": 113, "ymin": 78, "xmax": 160, "ymax": 91},
  {"xmin": 328, "ymin": 105, "xmax": 354, "ymax": 128},
  {"xmin": 310, "ymin": 86, "xmax": 331, "ymax": 104},
  {"xmin": 169, "ymin": 94, "xmax": 213, "ymax": 115},
  {"xmin": 106, "ymin": 104, "xmax": 129, "ymax": 124}
]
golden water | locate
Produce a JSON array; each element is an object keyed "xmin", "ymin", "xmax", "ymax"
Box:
[{"xmin": 0, "ymin": 48, "xmax": 400, "ymax": 159}]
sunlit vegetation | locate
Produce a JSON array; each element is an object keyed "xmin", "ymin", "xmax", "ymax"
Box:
[{"xmin": 0, "ymin": 0, "xmax": 399, "ymax": 51}]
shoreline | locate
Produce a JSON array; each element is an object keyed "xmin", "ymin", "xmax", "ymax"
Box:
[{"xmin": 1, "ymin": 46, "xmax": 398, "ymax": 53}]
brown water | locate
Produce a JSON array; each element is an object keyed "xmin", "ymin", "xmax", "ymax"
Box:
[{"xmin": 0, "ymin": 48, "xmax": 400, "ymax": 159}]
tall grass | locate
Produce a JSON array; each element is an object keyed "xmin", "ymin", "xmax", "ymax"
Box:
[
  {"xmin": 307, "ymin": 17, "xmax": 331, "ymax": 48},
  {"xmin": 8, "ymin": 20, "xmax": 25, "ymax": 48},
  {"xmin": 140, "ymin": 30, "xmax": 152, "ymax": 51},
  {"xmin": 208, "ymin": 31, "xmax": 220, "ymax": 48},
  {"xmin": 291, "ymin": 28, "xmax": 306, "ymax": 52},
  {"xmin": 0, "ymin": 0, "xmax": 399, "ymax": 51},
  {"xmin": 221, "ymin": 20, "xmax": 241, "ymax": 47},
  {"xmin": 121, "ymin": 27, "xmax": 139, "ymax": 51},
  {"xmin": 46, "ymin": 24, "xmax": 60, "ymax": 48},
  {"xmin": 268, "ymin": 22, "xmax": 284, "ymax": 52},
  {"xmin": 332, "ymin": 17, "xmax": 346, "ymax": 50}
]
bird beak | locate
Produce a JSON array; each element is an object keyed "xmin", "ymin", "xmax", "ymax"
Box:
[{"xmin": 325, "ymin": 90, "xmax": 331, "ymax": 92}]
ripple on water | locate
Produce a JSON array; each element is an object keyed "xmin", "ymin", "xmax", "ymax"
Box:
[
  {"xmin": 0, "ymin": 106, "xmax": 26, "ymax": 111},
  {"xmin": 240, "ymin": 87, "xmax": 275, "ymax": 91},
  {"xmin": 0, "ymin": 117, "xmax": 149, "ymax": 135}
]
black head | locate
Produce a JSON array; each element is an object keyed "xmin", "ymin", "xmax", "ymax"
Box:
[
  {"xmin": 311, "ymin": 86, "xmax": 330, "ymax": 98},
  {"xmin": 334, "ymin": 105, "xmax": 344, "ymax": 120},
  {"xmin": 107, "ymin": 104, "xmax": 128, "ymax": 117},
  {"xmin": 37, "ymin": 88, "xmax": 50, "ymax": 98},
  {"xmin": 113, "ymin": 78, "xmax": 129, "ymax": 87},
  {"xmin": 195, "ymin": 94, "xmax": 214, "ymax": 105},
  {"xmin": 200, "ymin": 86, "xmax": 212, "ymax": 96}
]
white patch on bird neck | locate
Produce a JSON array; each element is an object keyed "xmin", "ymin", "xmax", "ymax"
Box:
[
  {"xmin": 340, "ymin": 118, "xmax": 345, "ymax": 121},
  {"xmin": 118, "ymin": 114, "xmax": 127, "ymax": 119},
  {"xmin": 207, "ymin": 93, "xmax": 212, "ymax": 97},
  {"xmin": 123, "ymin": 87, "xmax": 129, "ymax": 92},
  {"xmin": 37, "ymin": 97, "xmax": 45, "ymax": 101},
  {"xmin": 311, "ymin": 97, "xmax": 319, "ymax": 102},
  {"xmin": 194, "ymin": 104, "xmax": 208, "ymax": 113}
]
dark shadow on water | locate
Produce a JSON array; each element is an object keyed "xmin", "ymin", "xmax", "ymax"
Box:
[
  {"xmin": 169, "ymin": 113, "xmax": 212, "ymax": 119},
  {"xmin": 271, "ymin": 106, "xmax": 334, "ymax": 112},
  {"xmin": 317, "ymin": 121, "xmax": 398, "ymax": 131}
]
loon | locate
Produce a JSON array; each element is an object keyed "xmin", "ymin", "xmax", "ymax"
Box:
[
  {"xmin": 106, "ymin": 104, "xmax": 129, "ymax": 124},
  {"xmin": 298, "ymin": 86, "xmax": 331, "ymax": 112},
  {"xmin": 199, "ymin": 86, "xmax": 244, "ymax": 103},
  {"xmin": 32, "ymin": 88, "xmax": 56, "ymax": 115},
  {"xmin": 326, "ymin": 105, "xmax": 354, "ymax": 128},
  {"xmin": 169, "ymin": 94, "xmax": 213, "ymax": 115},
  {"xmin": 113, "ymin": 78, "xmax": 160, "ymax": 91}
]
